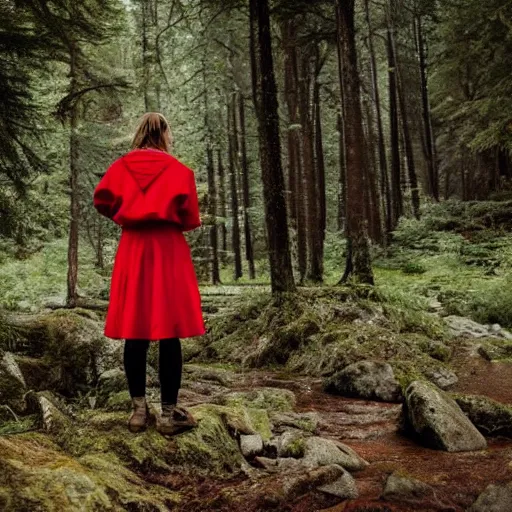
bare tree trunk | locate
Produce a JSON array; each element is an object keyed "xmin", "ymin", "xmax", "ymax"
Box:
[
  {"xmin": 387, "ymin": 23, "xmax": 403, "ymax": 229},
  {"xmin": 390, "ymin": 23, "xmax": 420, "ymax": 220},
  {"xmin": 365, "ymin": 0, "xmax": 392, "ymax": 236},
  {"xmin": 207, "ymin": 144, "xmax": 220, "ymax": 284},
  {"xmin": 299, "ymin": 49, "xmax": 322, "ymax": 283},
  {"xmin": 67, "ymin": 41, "xmax": 79, "ymax": 308},
  {"xmin": 363, "ymin": 94, "xmax": 383, "ymax": 243},
  {"xmin": 415, "ymin": 13, "xmax": 438, "ymax": 201},
  {"xmin": 249, "ymin": 0, "xmax": 295, "ymax": 293},
  {"xmin": 238, "ymin": 93, "xmax": 255, "ymax": 280},
  {"xmin": 336, "ymin": 110, "xmax": 346, "ymax": 233},
  {"xmin": 217, "ymin": 148, "xmax": 227, "ymax": 255},
  {"xmin": 336, "ymin": 0, "xmax": 374, "ymax": 285},
  {"xmin": 227, "ymin": 95, "xmax": 242, "ymax": 280},
  {"xmin": 282, "ymin": 21, "xmax": 307, "ymax": 282},
  {"xmin": 141, "ymin": 0, "xmax": 150, "ymax": 111},
  {"xmin": 313, "ymin": 55, "xmax": 327, "ymax": 243}
]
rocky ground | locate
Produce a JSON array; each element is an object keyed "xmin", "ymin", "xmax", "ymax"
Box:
[{"xmin": 1, "ymin": 289, "xmax": 512, "ymax": 511}]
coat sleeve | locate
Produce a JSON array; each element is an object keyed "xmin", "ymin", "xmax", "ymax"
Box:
[
  {"xmin": 93, "ymin": 163, "xmax": 122, "ymax": 221},
  {"xmin": 178, "ymin": 170, "xmax": 201, "ymax": 232}
]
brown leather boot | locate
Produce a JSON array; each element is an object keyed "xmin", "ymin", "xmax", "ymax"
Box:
[
  {"xmin": 128, "ymin": 397, "xmax": 149, "ymax": 433},
  {"xmin": 156, "ymin": 404, "xmax": 197, "ymax": 436}
]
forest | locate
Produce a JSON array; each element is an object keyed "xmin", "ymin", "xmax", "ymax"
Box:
[{"xmin": 1, "ymin": 0, "xmax": 512, "ymax": 510}]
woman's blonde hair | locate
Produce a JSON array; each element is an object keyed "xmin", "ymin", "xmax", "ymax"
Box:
[{"xmin": 131, "ymin": 112, "xmax": 173, "ymax": 153}]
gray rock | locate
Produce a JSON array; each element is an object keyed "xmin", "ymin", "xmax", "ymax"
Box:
[
  {"xmin": 270, "ymin": 411, "xmax": 319, "ymax": 433},
  {"xmin": 97, "ymin": 368, "xmax": 126, "ymax": 398},
  {"xmin": 382, "ymin": 472, "xmax": 436, "ymax": 502},
  {"xmin": 425, "ymin": 367, "xmax": 458, "ymax": 390},
  {"xmin": 278, "ymin": 430, "xmax": 306, "ymax": 458},
  {"xmin": 444, "ymin": 315, "xmax": 512, "ymax": 340},
  {"xmin": 324, "ymin": 361, "xmax": 403, "ymax": 403},
  {"xmin": 317, "ymin": 467, "xmax": 358, "ymax": 499},
  {"xmin": 25, "ymin": 391, "xmax": 71, "ymax": 434},
  {"xmin": 302, "ymin": 436, "xmax": 368, "ymax": 471},
  {"xmin": 240, "ymin": 434, "xmax": 263, "ymax": 458},
  {"xmin": 0, "ymin": 351, "xmax": 27, "ymax": 412},
  {"xmin": 282, "ymin": 464, "xmax": 344, "ymax": 501},
  {"xmin": 455, "ymin": 394, "xmax": 512, "ymax": 438},
  {"xmin": 277, "ymin": 457, "xmax": 303, "ymax": 470},
  {"xmin": 255, "ymin": 456, "xmax": 278, "ymax": 471},
  {"xmin": 444, "ymin": 316, "xmax": 491, "ymax": 338},
  {"xmin": 402, "ymin": 381, "xmax": 487, "ymax": 452},
  {"xmin": 468, "ymin": 482, "xmax": 512, "ymax": 512}
]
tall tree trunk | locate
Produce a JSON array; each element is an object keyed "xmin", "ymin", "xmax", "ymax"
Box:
[
  {"xmin": 207, "ymin": 144, "xmax": 220, "ymax": 284},
  {"xmin": 282, "ymin": 20, "xmax": 306, "ymax": 282},
  {"xmin": 387, "ymin": 23, "xmax": 402, "ymax": 228},
  {"xmin": 389, "ymin": 20, "xmax": 420, "ymax": 219},
  {"xmin": 415, "ymin": 14, "xmax": 438, "ymax": 201},
  {"xmin": 336, "ymin": 0, "xmax": 374, "ymax": 285},
  {"xmin": 66, "ymin": 41, "xmax": 80, "ymax": 308},
  {"xmin": 336, "ymin": 109, "xmax": 346, "ymax": 232},
  {"xmin": 365, "ymin": 0, "xmax": 392, "ymax": 235},
  {"xmin": 313, "ymin": 57, "xmax": 327, "ymax": 243},
  {"xmin": 249, "ymin": 0, "xmax": 295, "ymax": 293},
  {"xmin": 299, "ymin": 49, "xmax": 322, "ymax": 283},
  {"xmin": 217, "ymin": 148, "xmax": 228, "ymax": 255},
  {"xmin": 141, "ymin": 0, "xmax": 150, "ymax": 111},
  {"xmin": 238, "ymin": 93, "xmax": 255, "ymax": 280},
  {"xmin": 227, "ymin": 95, "xmax": 242, "ymax": 280},
  {"xmin": 363, "ymin": 95, "xmax": 383, "ymax": 243}
]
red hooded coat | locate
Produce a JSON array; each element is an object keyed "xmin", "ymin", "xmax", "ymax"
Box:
[{"xmin": 93, "ymin": 148, "xmax": 205, "ymax": 340}]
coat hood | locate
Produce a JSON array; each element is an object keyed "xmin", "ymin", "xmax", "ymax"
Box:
[{"xmin": 121, "ymin": 149, "xmax": 173, "ymax": 192}]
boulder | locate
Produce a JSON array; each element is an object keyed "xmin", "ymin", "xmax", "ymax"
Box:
[
  {"xmin": 240, "ymin": 434, "xmax": 263, "ymax": 458},
  {"xmin": 468, "ymin": 482, "xmax": 512, "ymax": 512},
  {"xmin": 25, "ymin": 391, "xmax": 71, "ymax": 434},
  {"xmin": 270, "ymin": 411, "xmax": 319, "ymax": 434},
  {"xmin": 301, "ymin": 436, "xmax": 368, "ymax": 471},
  {"xmin": 0, "ymin": 350, "xmax": 27, "ymax": 412},
  {"xmin": 425, "ymin": 367, "xmax": 458, "ymax": 390},
  {"xmin": 39, "ymin": 311, "xmax": 121, "ymax": 395},
  {"xmin": 455, "ymin": 394, "xmax": 512, "ymax": 438},
  {"xmin": 382, "ymin": 472, "xmax": 437, "ymax": 503},
  {"xmin": 324, "ymin": 361, "xmax": 403, "ymax": 403},
  {"xmin": 278, "ymin": 430, "xmax": 306, "ymax": 458},
  {"xmin": 444, "ymin": 315, "xmax": 512, "ymax": 339},
  {"xmin": 317, "ymin": 467, "xmax": 358, "ymax": 499},
  {"xmin": 282, "ymin": 464, "xmax": 345, "ymax": 501},
  {"xmin": 402, "ymin": 381, "xmax": 487, "ymax": 452}
]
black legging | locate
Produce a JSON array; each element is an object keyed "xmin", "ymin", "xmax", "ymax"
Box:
[{"xmin": 123, "ymin": 338, "xmax": 182, "ymax": 405}]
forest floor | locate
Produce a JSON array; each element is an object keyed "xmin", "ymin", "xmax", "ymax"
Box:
[{"xmin": 1, "ymin": 200, "xmax": 512, "ymax": 510}]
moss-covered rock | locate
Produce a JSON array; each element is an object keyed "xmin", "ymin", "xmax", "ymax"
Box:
[
  {"xmin": 402, "ymin": 381, "xmax": 487, "ymax": 452},
  {"xmin": 455, "ymin": 394, "xmax": 512, "ymax": 438},
  {"xmin": 104, "ymin": 390, "xmax": 132, "ymax": 412},
  {"xmin": 217, "ymin": 387, "xmax": 296, "ymax": 413},
  {"xmin": 0, "ymin": 434, "xmax": 179, "ymax": 511},
  {"xmin": 252, "ymin": 315, "xmax": 321, "ymax": 366},
  {"xmin": 0, "ymin": 350, "xmax": 26, "ymax": 412},
  {"xmin": 324, "ymin": 360, "xmax": 403, "ymax": 403}
]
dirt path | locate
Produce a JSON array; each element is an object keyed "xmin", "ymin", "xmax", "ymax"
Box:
[{"xmin": 233, "ymin": 369, "xmax": 512, "ymax": 511}]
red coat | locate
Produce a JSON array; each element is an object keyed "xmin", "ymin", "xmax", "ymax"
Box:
[{"xmin": 93, "ymin": 148, "xmax": 205, "ymax": 340}]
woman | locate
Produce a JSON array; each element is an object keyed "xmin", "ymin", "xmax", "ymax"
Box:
[{"xmin": 93, "ymin": 112, "xmax": 205, "ymax": 435}]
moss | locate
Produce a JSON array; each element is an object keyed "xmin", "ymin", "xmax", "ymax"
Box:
[
  {"xmin": 285, "ymin": 437, "xmax": 306, "ymax": 458},
  {"xmin": 454, "ymin": 394, "xmax": 512, "ymax": 438},
  {"xmin": 104, "ymin": 390, "xmax": 131, "ymax": 412},
  {"xmin": 0, "ymin": 433, "xmax": 179, "ymax": 511},
  {"xmin": 0, "ymin": 413, "xmax": 38, "ymax": 435},
  {"xmin": 172, "ymin": 403, "xmax": 246, "ymax": 476},
  {"xmin": 219, "ymin": 388, "xmax": 296, "ymax": 413},
  {"xmin": 477, "ymin": 339, "xmax": 512, "ymax": 361}
]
